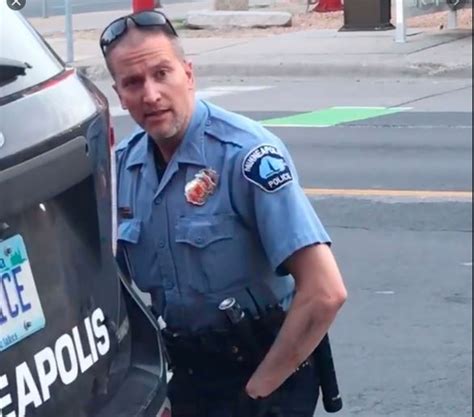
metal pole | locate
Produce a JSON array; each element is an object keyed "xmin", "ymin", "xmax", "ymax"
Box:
[
  {"xmin": 395, "ymin": 0, "xmax": 407, "ymax": 43},
  {"xmin": 64, "ymin": 0, "xmax": 74, "ymax": 64},
  {"xmin": 447, "ymin": 9, "xmax": 458, "ymax": 29},
  {"xmin": 42, "ymin": 0, "xmax": 49, "ymax": 18}
]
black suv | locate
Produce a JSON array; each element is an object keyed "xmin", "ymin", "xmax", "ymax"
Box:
[{"xmin": 0, "ymin": 4, "xmax": 169, "ymax": 417}]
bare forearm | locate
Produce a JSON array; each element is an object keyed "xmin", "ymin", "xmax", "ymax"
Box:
[
  {"xmin": 246, "ymin": 244, "xmax": 347, "ymax": 398},
  {"xmin": 249, "ymin": 293, "xmax": 340, "ymax": 396}
]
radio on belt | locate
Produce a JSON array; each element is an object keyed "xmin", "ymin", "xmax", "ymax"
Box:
[{"xmin": 218, "ymin": 297, "xmax": 245, "ymax": 324}]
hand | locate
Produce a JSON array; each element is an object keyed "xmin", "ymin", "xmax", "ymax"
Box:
[
  {"xmin": 245, "ymin": 375, "xmax": 276, "ymax": 399},
  {"xmin": 232, "ymin": 390, "xmax": 274, "ymax": 417}
]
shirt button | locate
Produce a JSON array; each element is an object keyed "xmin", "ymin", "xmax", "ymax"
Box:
[
  {"xmin": 159, "ymin": 240, "xmax": 166, "ymax": 248},
  {"xmin": 195, "ymin": 237, "xmax": 203, "ymax": 245},
  {"xmin": 155, "ymin": 197, "xmax": 162, "ymax": 205}
]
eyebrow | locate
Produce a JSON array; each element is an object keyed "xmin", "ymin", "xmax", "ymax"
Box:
[
  {"xmin": 120, "ymin": 60, "xmax": 175, "ymax": 83},
  {"xmin": 121, "ymin": 73, "xmax": 143, "ymax": 84},
  {"xmin": 151, "ymin": 60, "xmax": 173, "ymax": 70}
]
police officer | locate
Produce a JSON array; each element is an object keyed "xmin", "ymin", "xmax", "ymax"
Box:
[{"xmin": 100, "ymin": 10, "xmax": 347, "ymax": 417}]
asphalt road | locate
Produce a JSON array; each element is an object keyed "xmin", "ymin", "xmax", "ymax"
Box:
[
  {"xmin": 100, "ymin": 77, "xmax": 472, "ymax": 417},
  {"xmin": 20, "ymin": 0, "xmax": 198, "ymax": 17}
]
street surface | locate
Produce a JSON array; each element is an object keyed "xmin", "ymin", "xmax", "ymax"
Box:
[
  {"xmin": 20, "ymin": 0, "xmax": 199, "ymax": 17},
  {"xmin": 96, "ymin": 76, "xmax": 472, "ymax": 417}
]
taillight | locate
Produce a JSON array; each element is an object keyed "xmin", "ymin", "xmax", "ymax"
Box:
[
  {"xmin": 159, "ymin": 407, "xmax": 171, "ymax": 417},
  {"xmin": 25, "ymin": 68, "xmax": 76, "ymax": 95}
]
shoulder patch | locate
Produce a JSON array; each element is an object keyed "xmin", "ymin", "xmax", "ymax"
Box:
[{"xmin": 242, "ymin": 144, "xmax": 293, "ymax": 192}]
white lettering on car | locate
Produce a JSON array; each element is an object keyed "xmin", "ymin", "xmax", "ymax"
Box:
[
  {"xmin": 34, "ymin": 347, "xmax": 58, "ymax": 402},
  {"xmin": 0, "ymin": 308, "xmax": 111, "ymax": 417},
  {"xmin": 0, "ymin": 374, "xmax": 13, "ymax": 416},
  {"xmin": 85, "ymin": 316, "xmax": 99, "ymax": 363},
  {"xmin": 16, "ymin": 362, "xmax": 42, "ymax": 416},
  {"xmin": 92, "ymin": 308, "xmax": 110, "ymax": 357},
  {"xmin": 55, "ymin": 334, "xmax": 80, "ymax": 386},
  {"xmin": 72, "ymin": 325, "xmax": 94, "ymax": 374}
]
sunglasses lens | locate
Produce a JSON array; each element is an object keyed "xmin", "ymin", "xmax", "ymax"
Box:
[
  {"xmin": 133, "ymin": 11, "xmax": 167, "ymax": 26},
  {"xmin": 133, "ymin": 11, "xmax": 177, "ymax": 36},
  {"xmin": 100, "ymin": 19, "xmax": 127, "ymax": 47}
]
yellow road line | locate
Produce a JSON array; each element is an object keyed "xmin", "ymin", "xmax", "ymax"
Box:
[{"xmin": 303, "ymin": 188, "xmax": 473, "ymax": 199}]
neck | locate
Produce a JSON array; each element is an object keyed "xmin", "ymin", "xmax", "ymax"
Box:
[
  {"xmin": 152, "ymin": 99, "xmax": 195, "ymax": 163},
  {"xmin": 156, "ymin": 137, "xmax": 180, "ymax": 163}
]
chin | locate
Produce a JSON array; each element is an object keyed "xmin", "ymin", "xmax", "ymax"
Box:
[{"xmin": 151, "ymin": 129, "xmax": 180, "ymax": 143}]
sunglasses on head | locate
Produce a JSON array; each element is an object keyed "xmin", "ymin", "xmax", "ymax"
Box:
[{"xmin": 99, "ymin": 10, "xmax": 178, "ymax": 56}]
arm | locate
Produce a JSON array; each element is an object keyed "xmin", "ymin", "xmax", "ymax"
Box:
[
  {"xmin": 230, "ymin": 137, "xmax": 348, "ymax": 398},
  {"xmin": 246, "ymin": 243, "xmax": 347, "ymax": 398}
]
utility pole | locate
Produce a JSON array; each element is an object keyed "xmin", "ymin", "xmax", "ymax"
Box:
[{"xmin": 65, "ymin": 0, "xmax": 74, "ymax": 64}]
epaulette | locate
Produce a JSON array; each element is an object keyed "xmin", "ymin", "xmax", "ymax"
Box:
[
  {"xmin": 204, "ymin": 101, "xmax": 267, "ymax": 149},
  {"xmin": 115, "ymin": 126, "xmax": 146, "ymax": 153}
]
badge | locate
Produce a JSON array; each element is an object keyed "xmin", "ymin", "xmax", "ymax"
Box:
[
  {"xmin": 185, "ymin": 168, "xmax": 218, "ymax": 206},
  {"xmin": 242, "ymin": 144, "xmax": 293, "ymax": 192}
]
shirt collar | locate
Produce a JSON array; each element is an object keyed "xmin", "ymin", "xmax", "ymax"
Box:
[
  {"xmin": 125, "ymin": 99, "xmax": 209, "ymax": 170},
  {"xmin": 174, "ymin": 99, "xmax": 209, "ymax": 167},
  {"xmin": 125, "ymin": 129, "xmax": 148, "ymax": 169}
]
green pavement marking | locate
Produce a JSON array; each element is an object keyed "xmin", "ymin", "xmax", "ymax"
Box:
[{"xmin": 261, "ymin": 106, "xmax": 412, "ymax": 128}]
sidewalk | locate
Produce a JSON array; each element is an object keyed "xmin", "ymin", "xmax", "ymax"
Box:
[{"xmin": 27, "ymin": 1, "xmax": 472, "ymax": 80}]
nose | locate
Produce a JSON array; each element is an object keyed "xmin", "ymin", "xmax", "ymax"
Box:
[{"xmin": 142, "ymin": 78, "xmax": 162, "ymax": 105}]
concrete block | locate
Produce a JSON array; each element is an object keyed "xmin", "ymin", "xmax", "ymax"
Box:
[
  {"xmin": 249, "ymin": 0, "xmax": 276, "ymax": 8},
  {"xmin": 186, "ymin": 11, "xmax": 292, "ymax": 29},
  {"xmin": 214, "ymin": 0, "xmax": 249, "ymax": 11}
]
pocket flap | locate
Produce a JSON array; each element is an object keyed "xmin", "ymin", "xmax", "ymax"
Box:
[
  {"xmin": 175, "ymin": 215, "xmax": 234, "ymax": 248},
  {"xmin": 118, "ymin": 219, "xmax": 141, "ymax": 244}
]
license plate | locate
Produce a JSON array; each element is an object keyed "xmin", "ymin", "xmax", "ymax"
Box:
[{"xmin": 0, "ymin": 235, "xmax": 46, "ymax": 351}]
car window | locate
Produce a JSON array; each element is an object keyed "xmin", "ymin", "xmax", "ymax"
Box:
[{"xmin": 0, "ymin": 6, "xmax": 64, "ymax": 99}]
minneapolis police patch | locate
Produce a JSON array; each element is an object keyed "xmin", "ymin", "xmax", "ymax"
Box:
[{"xmin": 242, "ymin": 144, "xmax": 293, "ymax": 192}]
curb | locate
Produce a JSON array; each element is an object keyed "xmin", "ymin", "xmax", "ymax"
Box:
[{"xmin": 76, "ymin": 60, "xmax": 473, "ymax": 81}]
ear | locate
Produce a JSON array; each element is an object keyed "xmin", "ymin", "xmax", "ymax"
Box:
[
  {"xmin": 183, "ymin": 60, "xmax": 195, "ymax": 90},
  {"xmin": 113, "ymin": 83, "xmax": 128, "ymax": 110}
]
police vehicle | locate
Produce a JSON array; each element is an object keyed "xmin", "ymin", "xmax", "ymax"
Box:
[{"xmin": 0, "ymin": 4, "xmax": 170, "ymax": 417}]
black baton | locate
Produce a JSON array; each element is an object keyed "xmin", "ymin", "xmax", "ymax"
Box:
[{"xmin": 315, "ymin": 334, "xmax": 343, "ymax": 413}]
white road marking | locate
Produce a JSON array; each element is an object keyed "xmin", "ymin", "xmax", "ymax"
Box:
[
  {"xmin": 462, "ymin": 262, "xmax": 472, "ymax": 267},
  {"xmin": 375, "ymin": 291, "xmax": 395, "ymax": 295},
  {"xmin": 196, "ymin": 85, "xmax": 271, "ymax": 99}
]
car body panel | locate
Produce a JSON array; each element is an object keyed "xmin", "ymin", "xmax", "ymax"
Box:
[{"xmin": 0, "ymin": 4, "xmax": 169, "ymax": 417}]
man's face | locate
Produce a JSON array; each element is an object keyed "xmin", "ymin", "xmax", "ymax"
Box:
[{"xmin": 108, "ymin": 29, "xmax": 195, "ymax": 144}]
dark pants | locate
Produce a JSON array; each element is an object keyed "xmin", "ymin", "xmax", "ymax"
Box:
[{"xmin": 168, "ymin": 358, "xmax": 320, "ymax": 417}]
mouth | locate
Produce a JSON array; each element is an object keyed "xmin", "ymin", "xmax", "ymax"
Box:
[{"xmin": 144, "ymin": 109, "xmax": 171, "ymax": 120}]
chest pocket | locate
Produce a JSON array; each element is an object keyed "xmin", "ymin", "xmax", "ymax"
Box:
[
  {"xmin": 175, "ymin": 214, "xmax": 243, "ymax": 293},
  {"xmin": 118, "ymin": 218, "xmax": 158, "ymax": 290}
]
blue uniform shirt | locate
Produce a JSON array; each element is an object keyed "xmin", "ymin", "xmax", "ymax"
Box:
[{"xmin": 116, "ymin": 99, "xmax": 331, "ymax": 333}]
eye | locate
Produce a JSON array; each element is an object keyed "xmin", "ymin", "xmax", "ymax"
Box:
[
  {"xmin": 155, "ymin": 69, "xmax": 169, "ymax": 79},
  {"xmin": 123, "ymin": 78, "xmax": 141, "ymax": 88}
]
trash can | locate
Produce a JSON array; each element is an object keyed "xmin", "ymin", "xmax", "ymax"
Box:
[{"xmin": 340, "ymin": 0, "xmax": 394, "ymax": 31}]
